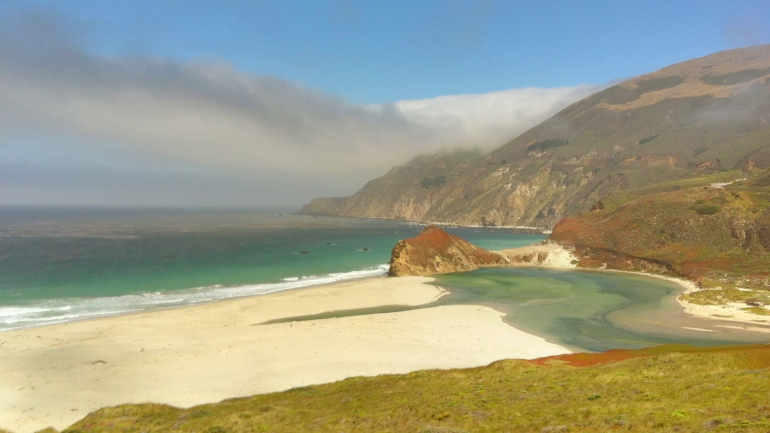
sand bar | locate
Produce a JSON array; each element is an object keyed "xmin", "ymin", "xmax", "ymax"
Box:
[{"xmin": 0, "ymin": 276, "xmax": 569, "ymax": 433}]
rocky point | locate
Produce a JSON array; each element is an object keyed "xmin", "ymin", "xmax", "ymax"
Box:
[{"xmin": 388, "ymin": 225, "xmax": 508, "ymax": 276}]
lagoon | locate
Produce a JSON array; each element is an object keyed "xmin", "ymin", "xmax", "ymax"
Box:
[{"xmin": 436, "ymin": 267, "xmax": 770, "ymax": 352}]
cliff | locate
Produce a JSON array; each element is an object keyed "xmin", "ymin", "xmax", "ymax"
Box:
[
  {"xmin": 301, "ymin": 44, "xmax": 770, "ymax": 229},
  {"xmin": 388, "ymin": 225, "xmax": 508, "ymax": 276}
]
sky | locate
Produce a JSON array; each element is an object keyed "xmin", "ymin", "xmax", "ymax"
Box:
[{"xmin": 0, "ymin": 0, "xmax": 769, "ymax": 208}]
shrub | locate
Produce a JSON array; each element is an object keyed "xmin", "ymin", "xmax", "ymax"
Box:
[
  {"xmin": 527, "ymin": 138, "xmax": 569, "ymax": 152},
  {"xmin": 638, "ymin": 134, "xmax": 660, "ymax": 145},
  {"xmin": 421, "ymin": 175, "xmax": 447, "ymax": 188},
  {"xmin": 691, "ymin": 204, "xmax": 721, "ymax": 215}
]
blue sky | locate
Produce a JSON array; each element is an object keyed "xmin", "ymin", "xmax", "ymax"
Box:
[
  {"xmin": 0, "ymin": 1, "xmax": 768, "ymax": 206},
  {"xmin": 23, "ymin": 0, "xmax": 769, "ymax": 103}
]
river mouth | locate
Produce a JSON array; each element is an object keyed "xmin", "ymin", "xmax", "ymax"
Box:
[
  {"xmin": 434, "ymin": 268, "xmax": 770, "ymax": 352},
  {"xmin": 260, "ymin": 267, "xmax": 770, "ymax": 352}
]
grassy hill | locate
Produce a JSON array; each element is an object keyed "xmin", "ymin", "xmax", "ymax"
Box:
[
  {"xmin": 39, "ymin": 344, "xmax": 770, "ymax": 433},
  {"xmin": 301, "ymin": 44, "xmax": 770, "ymax": 229},
  {"xmin": 547, "ymin": 168, "xmax": 770, "ymax": 307}
]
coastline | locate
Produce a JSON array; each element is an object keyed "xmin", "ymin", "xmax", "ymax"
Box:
[
  {"xmin": 497, "ymin": 243, "xmax": 770, "ymax": 331},
  {"xmin": 4, "ymin": 241, "xmax": 769, "ymax": 433},
  {"xmin": 0, "ymin": 264, "xmax": 395, "ymax": 333},
  {"xmin": 0, "ymin": 275, "xmax": 569, "ymax": 433}
]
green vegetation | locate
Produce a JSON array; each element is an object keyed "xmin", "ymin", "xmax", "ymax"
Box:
[
  {"xmin": 526, "ymin": 138, "xmax": 569, "ymax": 152},
  {"xmin": 596, "ymin": 76, "xmax": 685, "ymax": 105},
  {"xmin": 682, "ymin": 287, "xmax": 770, "ymax": 306},
  {"xmin": 551, "ymin": 167, "xmax": 770, "ymax": 306},
  {"xmin": 420, "ymin": 175, "xmax": 447, "ymax": 188},
  {"xmin": 742, "ymin": 306, "xmax": 770, "ymax": 316},
  {"xmin": 690, "ymin": 202, "xmax": 721, "ymax": 215},
  {"xmin": 598, "ymin": 171, "xmax": 742, "ymax": 212},
  {"xmin": 701, "ymin": 67, "xmax": 770, "ymax": 86},
  {"xmin": 637, "ymin": 134, "xmax": 659, "ymax": 145},
  {"xmin": 54, "ymin": 345, "xmax": 770, "ymax": 433},
  {"xmin": 633, "ymin": 76, "xmax": 685, "ymax": 94}
]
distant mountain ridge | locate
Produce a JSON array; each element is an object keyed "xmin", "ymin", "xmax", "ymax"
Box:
[{"xmin": 301, "ymin": 44, "xmax": 770, "ymax": 229}]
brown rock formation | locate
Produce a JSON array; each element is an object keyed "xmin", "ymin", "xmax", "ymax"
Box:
[{"xmin": 388, "ymin": 225, "xmax": 508, "ymax": 276}]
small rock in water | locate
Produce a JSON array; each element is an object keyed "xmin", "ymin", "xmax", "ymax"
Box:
[
  {"xmin": 299, "ymin": 250, "xmax": 310, "ymax": 254},
  {"xmin": 362, "ymin": 248, "xmax": 369, "ymax": 251}
]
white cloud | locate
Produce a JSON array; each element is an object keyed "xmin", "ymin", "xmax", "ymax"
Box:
[{"xmin": 0, "ymin": 10, "xmax": 599, "ymax": 206}]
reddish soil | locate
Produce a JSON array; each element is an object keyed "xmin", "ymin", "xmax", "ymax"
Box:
[{"xmin": 530, "ymin": 344, "xmax": 770, "ymax": 368}]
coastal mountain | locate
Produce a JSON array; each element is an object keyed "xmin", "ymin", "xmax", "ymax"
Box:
[{"xmin": 301, "ymin": 44, "xmax": 770, "ymax": 229}]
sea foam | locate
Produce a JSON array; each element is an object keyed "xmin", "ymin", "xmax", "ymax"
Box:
[{"xmin": 0, "ymin": 264, "xmax": 390, "ymax": 331}]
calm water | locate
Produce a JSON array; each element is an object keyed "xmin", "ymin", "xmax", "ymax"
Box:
[
  {"xmin": 0, "ymin": 206, "xmax": 544, "ymax": 331},
  {"xmin": 436, "ymin": 268, "xmax": 770, "ymax": 352}
]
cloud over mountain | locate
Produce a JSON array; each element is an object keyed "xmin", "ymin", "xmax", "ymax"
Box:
[{"xmin": 0, "ymin": 9, "xmax": 597, "ymax": 206}]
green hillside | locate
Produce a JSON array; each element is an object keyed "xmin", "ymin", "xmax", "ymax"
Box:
[
  {"xmin": 44, "ymin": 344, "xmax": 770, "ymax": 433},
  {"xmin": 549, "ymin": 168, "xmax": 770, "ymax": 307}
]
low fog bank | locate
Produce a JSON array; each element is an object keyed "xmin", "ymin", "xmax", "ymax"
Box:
[{"xmin": 0, "ymin": 10, "xmax": 598, "ymax": 206}]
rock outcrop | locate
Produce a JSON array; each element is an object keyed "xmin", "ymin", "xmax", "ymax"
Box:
[
  {"xmin": 388, "ymin": 225, "xmax": 508, "ymax": 276},
  {"xmin": 496, "ymin": 243, "xmax": 578, "ymax": 268}
]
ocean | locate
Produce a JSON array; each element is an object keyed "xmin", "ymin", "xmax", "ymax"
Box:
[
  {"xmin": 3, "ymin": 206, "xmax": 767, "ymax": 352},
  {"xmin": 0, "ymin": 206, "xmax": 545, "ymax": 331}
]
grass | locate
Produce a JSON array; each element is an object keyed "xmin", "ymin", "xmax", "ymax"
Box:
[
  {"xmin": 742, "ymin": 306, "xmax": 770, "ymax": 316},
  {"xmin": 680, "ymin": 288, "xmax": 770, "ymax": 306},
  {"xmin": 599, "ymin": 170, "xmax": 744, "ymax": 212},
  {"xmin": 50, "ymin": 345, "xmax": 770, "ymax": 433}
]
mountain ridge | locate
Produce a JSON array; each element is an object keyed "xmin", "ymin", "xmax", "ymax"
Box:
[{"xmin": 301, "ymin": 44, "xmax": 770, "ymax": 229}]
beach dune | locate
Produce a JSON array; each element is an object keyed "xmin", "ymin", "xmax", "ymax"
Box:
[{"xmin": 0, "ymin": 276, "xmax": 569, "ymax": 433}]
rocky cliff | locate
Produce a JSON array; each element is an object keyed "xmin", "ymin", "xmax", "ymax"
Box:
[
  {"xmin": 301, "ymin": 44, "xmax": 770, "ymax": 229},
  {"xmin": 388, "ymin": 225, "xmax": 508, "ymax": 276}
]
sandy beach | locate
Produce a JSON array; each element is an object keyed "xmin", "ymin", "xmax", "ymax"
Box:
[
  {"xmin": 4, "ymin": 244, "xmax": 769, "ymax": 433},
  {"xmin": 0, "ymin": 275, "xmax": 569, "ymax": 433}
]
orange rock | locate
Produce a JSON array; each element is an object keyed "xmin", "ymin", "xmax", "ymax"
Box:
[{"xmin": 388, "ymin": 225, "xmax": 508, "ymax": 276}]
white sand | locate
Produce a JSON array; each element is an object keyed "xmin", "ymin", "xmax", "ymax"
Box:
[
  {"xmin": 498, "ymin": 243, "xmax": 770, "ymax": 329},
  {"xmin": 496, "ymin": 242, "xmax": 578, "ymax": 268},
  {"xmin": 677, "ymin": 300, "xmax": 770, "ymax": 330},
  {"xmin": 630, "ymin": 271, "xmax": 770, "ymax": 328},
  {"xmin": 0, "ymin": 276, "xmax": 569, "ymax": 433}
]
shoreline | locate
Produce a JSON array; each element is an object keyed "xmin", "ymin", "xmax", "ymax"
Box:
[
  {"xmin": 496, "ymin": 243, "xmax": 770, "ymax": 331},
  {"xmin": 0, "ymin": 264, "xmax": 394, "ymax": 333},
  {"xmin": 296, "ymin": 213, "xmax": 552, "ymax": 234},
  {"xmin": 0, "ymin": 275, "xmax": 570, "ymax": 433},
  {"xmin": 4, "ymin": 242, "xmax": 769, "ymax": 433}
]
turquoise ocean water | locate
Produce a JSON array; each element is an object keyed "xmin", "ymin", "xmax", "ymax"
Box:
[
  {"xmin": 0, "ymin": 207, "xmax": 544, "ymax": 331},
  {"xmin": 2, "ymin": 207, "xmax": 768, "ymax": 352}
]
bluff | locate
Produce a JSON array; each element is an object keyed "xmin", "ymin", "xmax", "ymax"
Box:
[
  {"xmin": 549, "ymin": 168, "xmax": 770, "ymax": 292},
  {"xmin": 388, "ymin": 225, "xmax": 507, "ymax": 276},
  {"xmin": 301, "ymin": 44, "xmax": 770, "ymax": 229}
]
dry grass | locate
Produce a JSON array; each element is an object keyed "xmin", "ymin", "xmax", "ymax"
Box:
[{"xmin": 48, "ymin": 345, "xmax": 770, "ymax": 433}]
